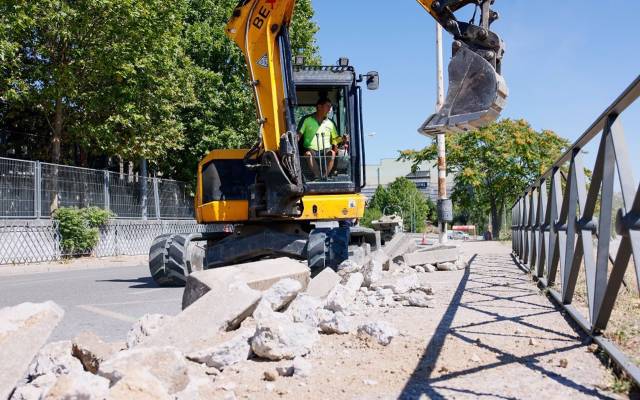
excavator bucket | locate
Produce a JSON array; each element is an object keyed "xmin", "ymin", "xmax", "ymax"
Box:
[{"xmin": 419, "ymin": 46, "xmax": 508, "ymax": 136}]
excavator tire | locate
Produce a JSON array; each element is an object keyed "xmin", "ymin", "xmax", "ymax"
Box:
[
  {"xmin": 149, "ymin": 234, "xmax": 188, "ymax": 287},
  {"xmin": 307, "ymin": 230, "xmax": 327, "ymax": 270}
]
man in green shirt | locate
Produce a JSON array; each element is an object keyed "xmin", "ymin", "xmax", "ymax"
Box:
[{"xmin": 297, "ymin": 98, "xmax": 340, "ymax": 178}]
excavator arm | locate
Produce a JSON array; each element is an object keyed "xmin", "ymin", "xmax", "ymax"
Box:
[
  {"xmin": 224, "ymin": 0, "xmax": 507, "ymax": 218},
  {"xmin": 227, "ymin": 0, "xmax": 507, "ymax": 149}
]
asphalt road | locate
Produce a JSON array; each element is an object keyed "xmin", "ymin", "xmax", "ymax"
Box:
[{"xmin": 0, "ymin": 263, "xmax": 182, "ymax": 343}]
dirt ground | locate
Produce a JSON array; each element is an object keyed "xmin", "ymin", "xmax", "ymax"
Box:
[{"xmin": 210, "ymin": 241, "xmax": 624, "ymax": 400}]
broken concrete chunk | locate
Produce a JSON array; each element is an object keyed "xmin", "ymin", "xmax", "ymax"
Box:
[
  {"xmin": 424, "ymin": 264, "xmax": 437, "ymax": 273},
  {"xmin": 437, "ymin": 262, "xmax": 457, "ymax": 271},
  {"xmin": 344, "ymin": 272, "xmax": 364, "ymax": 294},
  {"xmin": 186, "ymin": 329, "xmax": 253, "ymax": 370},
  {"xmin": 324, "ymin": 284, "xmax": 356, "ymax": 313},
  {"xmin": 318, "ymin": 311, "xmax": 351, "ymax": 335},
  {"xmin": 346, "ymin": 246, "xmax": 366, "ymax": 267},
  {"xmin": 252, "ymin": 300, "xmax": 276, "ymax": 321},
  {"xmin": 43, "ymin": 370, "xmax": 110, "ymax": 400},
  {"xmin": 259, "ymin": 278, "xmax": 303, "ymax": 311},
  {"xmin": 27, "ymin": 341, "xmax": 83, "ymax": 379},
  {"xmin": 357, "ymin": 321, "xmax": 398, "ymax": 346},
  {"xmin": 286, "ymin": 294, "xmax": 323, "ymax": 327},
  {"xmin": 395, "ymin": 291, "xmax": 434, "ymax": 308},
  {"xmin": 126, "ymin": 314, "xmax": 173, "ymax": 349},
  {"xmin": 372, "ymin": 273, "xmax": 420, "ymax": 295},
  {"xmin": 140, "ymin": 281, "xmax": 261, "ymax": 353},
  {"xmin": 402, "ymin": 246, "xmax": 460, "ymax": 267},
  {"xmin": 108, "ymin": 369, "xmax": 171, "ymax": 400},
  {"xmin": 98, "ymin": 346, "xmax": 190, "ymax": 395},
  {"xmin": 10, "ymin": 373, "xmax": 57, "ymax": 400},
  {"xmin": 72, "ymin": 331, "xmax": 122, "ymax": 374},
  {"xmin": 0, "ymin": 301, "xmax": 64, "ymax": 400},
  {"xmin": 182, "ymin": 258, "xmax": 310, "ymax": 310},
  {"xmin": 305, "ymin": 268, "xmax": 341, "ymax": 299},
  {"xmin": 362, "ymin": 259, "xmax": 382, "ymax": 287},
  {"xmin": 251, "ymin": 314, "xmax": 318, "ymax": 361}
]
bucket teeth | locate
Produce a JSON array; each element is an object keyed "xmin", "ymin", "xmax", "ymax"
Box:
[{"xmin": 419, "ymin": 46, "xmax": 509, "ymax": 136}]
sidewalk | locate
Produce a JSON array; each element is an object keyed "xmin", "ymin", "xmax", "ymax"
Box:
[{"xmin": 0, "ymin": 255, "xmax": 148, "ymax": 277}]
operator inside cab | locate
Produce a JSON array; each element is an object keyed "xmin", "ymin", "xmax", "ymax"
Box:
[{"xmin": 297, "ymin": 98, "xmax": 346, "ymax": 179}]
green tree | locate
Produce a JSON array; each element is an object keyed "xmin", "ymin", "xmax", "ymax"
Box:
[
  {"xmin": 1, "ymin": 0, "xmax": 193, "ymax": 165},
  {"xmin": 403, "ymin": 119, "xmax": 569, "ymax": 238},
  {"xmin": 163, "ymin": 0, "xmax": 321, "ymax": 182},
  {"xmin": 366, "ymin": 178, "xmax": 436, "ymax": 233}
]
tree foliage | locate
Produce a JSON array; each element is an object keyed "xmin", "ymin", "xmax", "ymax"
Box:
[
  {"xmin": 365, "ymin": 178, "xmax": 436, "ymax": 233},
  {"xmin": 1, "ymin": 0, "xmax": 321, "ymax": 181},
  {"xmin": 403, "ymin": 119, "xmax": 569, "ymax": 238}
]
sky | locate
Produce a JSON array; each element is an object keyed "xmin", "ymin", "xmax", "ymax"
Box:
[{"xmin": 311, "ymin": 0, "xmax": 640, "ymax": 176}]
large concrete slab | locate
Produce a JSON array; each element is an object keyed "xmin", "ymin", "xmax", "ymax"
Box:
[
  {"xmin": 182, "ymin": 257, "xmax": 310, "ymax": 310},
  {"xmin": 0, "ymin": 301, "xmax": 64, "ymax": 400},
  {"xmin": 305, "ymin": 267, "xmax": 341, "ymax": 299},
  {"xmin": 384, "ymin": 233, "xmax": 418, "ymax": 260},
  {"xmin": 141, "ymin": 281, "xmax": 261, "ymax": 353},
  {"xmin": 402, "ymin": 245, "xmax": 460, "ymax": 267}
]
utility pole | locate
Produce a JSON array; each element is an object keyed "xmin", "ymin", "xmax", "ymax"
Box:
[{"xmin": 436, "ymin": 23, "xmax": 449, "ymax": 244}]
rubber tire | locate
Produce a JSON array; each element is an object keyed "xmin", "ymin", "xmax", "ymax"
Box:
[
  {"xmin": 148, "ymin": 234, "xmax": 188, "ymax": 287},
  {"xmin": 307, "ymin": 231, "xmax": 327, "ymax": 271}
]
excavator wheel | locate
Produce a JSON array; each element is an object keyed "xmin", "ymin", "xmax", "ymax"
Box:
[
  {"xmin": 149, "ymin": 234, "xmax": 205, "ymax": 287},
  {"xmin": 149, "ymin": 234, "xmax": 187, "ymax": 287}
]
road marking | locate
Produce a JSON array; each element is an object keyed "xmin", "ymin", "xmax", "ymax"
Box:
[
  {"xmin": 77, "ymin": 304, "xmax": 137, "ymax": 323},
  {"xmin": 83, "ymin": 298, "xmax": 182, "ymax": 307},
  {"xmin": 129, "ymin": 288, "xmax": 165, "ymax": 296}
]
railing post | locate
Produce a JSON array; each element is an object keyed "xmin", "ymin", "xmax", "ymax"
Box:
[
  {"xmin": 103, "ymin": 170, "xmax": 110, "ymax": 212},
  {"xmin": 153, "ymin": 176, "xmax": 161, "ymax": 220},
  {"xmin": 34, "ymin": 161, "xmax": 41, "ymax": 219}
]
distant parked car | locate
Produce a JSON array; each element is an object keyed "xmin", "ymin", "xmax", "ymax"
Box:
[{"xmin": 448, "ymin": 231, "xmax": 470, "ymax": 240}]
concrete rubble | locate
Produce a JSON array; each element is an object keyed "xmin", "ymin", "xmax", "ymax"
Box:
[
  {"xmin": 186, "ymin": 328, "xmax": 253, "ymax": 370},
  {"xmin": 0, "ymin": 232, "xmax": 473, "ymax": 399},
  {"xmin": 72, "ymin": 331, "xmax": 122, "ymax": 373},
  {"xmin": 0, "ymin": 301, "xmax": 64, "ymax": 400},
  {"xmin": 357, "ymin": 321, "xmax": 399, "ymax": 346},
  {"xmin": 126, "ymin": 313, "xmax": 173, "ymax": 349},
  {"xmin": 251, "ymin": 313, "xmax": 319, "ymax": 361}
]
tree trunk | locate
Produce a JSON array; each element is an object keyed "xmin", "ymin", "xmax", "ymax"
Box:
[
  {"xmin": 490, "ymin": 199, "xmax": 502, "ymax": 239},
  {"xmin": 52, "ymin": 96, "xmax": 63, "ymax": 164}
]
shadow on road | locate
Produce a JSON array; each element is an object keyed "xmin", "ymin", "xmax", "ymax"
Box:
[
  {"xmin": 97, "ymin": 276, "xmax": 160, "ymax": 289},
  {"xmin": 398, "ymin": 253, "xmax": 614, "ymax": 400}
]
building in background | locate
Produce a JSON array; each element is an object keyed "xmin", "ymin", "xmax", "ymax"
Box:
[{"xmin": 363, "ymin": 158, "xmax": 454, "ymax": 202}]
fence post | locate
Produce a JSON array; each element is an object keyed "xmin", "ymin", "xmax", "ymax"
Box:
[
  {"xmin": 153, "ymin": 176, "xmax": 161, "ymax": 220},
  {"xmin": 103, "ymin": 170, "xmax": 110, "ymax": 212},
  {"xmin": 140, "ymin": 159, "xmax": 148, "ymax": 220},
  {"xmin": 34, "ymin": 161, "xmax": 41, "ymax": 219}
]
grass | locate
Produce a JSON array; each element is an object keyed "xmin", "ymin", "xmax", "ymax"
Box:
[{"xmin": 566, "ymin": 254, "xmax": 640, "ymax": 395}]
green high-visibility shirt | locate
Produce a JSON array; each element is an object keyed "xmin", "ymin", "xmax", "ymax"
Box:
[{"xmin": 297, "ymin": 114, "xmax": 339, "ymax": 151}]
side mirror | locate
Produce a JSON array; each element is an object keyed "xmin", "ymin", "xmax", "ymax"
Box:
[{"xmin": 366, "ymin": 71, "xmax": 379, "ymax": 90}]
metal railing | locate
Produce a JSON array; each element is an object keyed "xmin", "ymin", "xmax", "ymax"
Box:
[
  {"xmin": 511, "ymin": 75, "xmax": 640, "ymax": 384},
  {"xmin": 0, "ymin": 157, "xmax": 195, "ymax": 219},
  {"xmin": 0, "ymin": 219, "xmax": 221, "ymax": 264}
]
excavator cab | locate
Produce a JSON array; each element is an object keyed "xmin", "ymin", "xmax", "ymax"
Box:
[{"xmin": 292, "ymin": 62, "xmax": 375, "ymax": 194}]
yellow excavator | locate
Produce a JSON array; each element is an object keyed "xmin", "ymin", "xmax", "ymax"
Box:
[{"xmin": 149, "ymin": 0, "xmax": 508, "ymax": 286}]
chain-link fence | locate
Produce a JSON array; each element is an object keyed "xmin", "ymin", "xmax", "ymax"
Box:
[
  {"xmin": 0, "ymin": 156, "xmax": 194, "ymax": 219},
  {"xmin": 0, "ymin": 219, "xmax": 220, "ymax": 265}
]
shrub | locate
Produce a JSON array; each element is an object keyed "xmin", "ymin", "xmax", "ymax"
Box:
[{"xmin": 53, "ymin": 207, "xmax": 113, "ymax": 256}]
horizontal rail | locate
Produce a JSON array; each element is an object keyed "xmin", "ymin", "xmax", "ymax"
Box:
[{"xmin": 518, "ymin": 74, "xmax": 640, "ymax": 202}]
